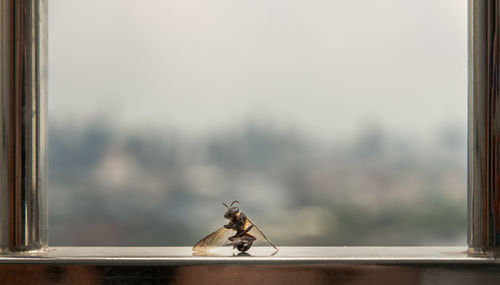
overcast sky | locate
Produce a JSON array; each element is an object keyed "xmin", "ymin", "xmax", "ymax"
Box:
[{"xmin": 48, "ymin": 0, "xmax": 467, "ymax": 141}]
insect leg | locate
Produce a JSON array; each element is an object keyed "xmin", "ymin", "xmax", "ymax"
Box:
[{"xmin": 244, "ymin": 225, "xmax": 254, "ymax": 234}]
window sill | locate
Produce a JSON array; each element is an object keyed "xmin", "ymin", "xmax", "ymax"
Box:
[
  {"xmin": 1, "ymin": 246, "xmax": 500, "ymax": 284},
  {"xmin": 0, "ymin": 246, "xmax": 479, "ymax": 265}
]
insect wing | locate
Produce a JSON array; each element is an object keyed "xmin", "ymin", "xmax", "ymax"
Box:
[
  {"xmin": 192, "ymin": 227, "xmax": 232, "ymax": 251},
  {"xmin": 247, "ymin": 218, "xmax": 278, "ymax": 250}
]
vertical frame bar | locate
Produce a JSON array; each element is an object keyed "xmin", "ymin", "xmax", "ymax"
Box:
[
  {"xmin": 0, "ymin": 0, "xmax": 47, "ymax": 253},
  {"xmin": 468, "ymin": 0, "xmax": 500, "ymax": 252}
]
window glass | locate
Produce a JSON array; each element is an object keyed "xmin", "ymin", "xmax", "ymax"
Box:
[{"xmin": 48, "ymin": 0, "xmax": 466, "ymax": 245}]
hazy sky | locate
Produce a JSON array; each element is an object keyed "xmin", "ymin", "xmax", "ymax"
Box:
[{"xmin": 48, "ymin": 0, "xmax": 467, "ymax": 141}]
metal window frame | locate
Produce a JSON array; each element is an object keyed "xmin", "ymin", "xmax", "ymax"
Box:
[
  {"xmin": 0, "ymin": 0, "xmax": 47, "ymax": 253},
  {"xmin": 2, "ymin": 0, "xmax": 500, "ymax": 283}
]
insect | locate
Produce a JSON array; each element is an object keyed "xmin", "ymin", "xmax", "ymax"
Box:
[{"xmin": 192, "ymin": 201, "xmax": 278, "ymax": 253}]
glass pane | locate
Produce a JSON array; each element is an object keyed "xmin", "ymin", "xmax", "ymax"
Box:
[{"xmin": 48, "ymin": 0, "xmax": 466, "ymax": 246}]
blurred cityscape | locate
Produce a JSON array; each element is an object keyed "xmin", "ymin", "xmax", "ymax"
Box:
[
  {"xmin": 48, "ymin": 120, "xmax": 466, "ymax": 246},
  {"xmin": 47, "ymin": 0, "xmax": 467, "ymax": 247}
]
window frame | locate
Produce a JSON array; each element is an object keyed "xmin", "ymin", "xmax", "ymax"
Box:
[{"xmin": 1, "ymin": 0, "xmax": 500, "ymax": 282}]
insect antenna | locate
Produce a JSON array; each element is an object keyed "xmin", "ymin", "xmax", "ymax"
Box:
[
  {"xmin": 222, "ymin": 202, "xmax": 229, "ymax": 209},
  {"xmin": 230, "ymin": 200, "xmax": 240, "ymax": 207}
]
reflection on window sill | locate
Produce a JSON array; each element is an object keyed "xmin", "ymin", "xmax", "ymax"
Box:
[
  {"xmin": 2, "ymin": 247, "xmax": 500, "ymax": 284},
  {"xmin": 0, "ymin": 246, "xmax": 490, "ymax": 264}
]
